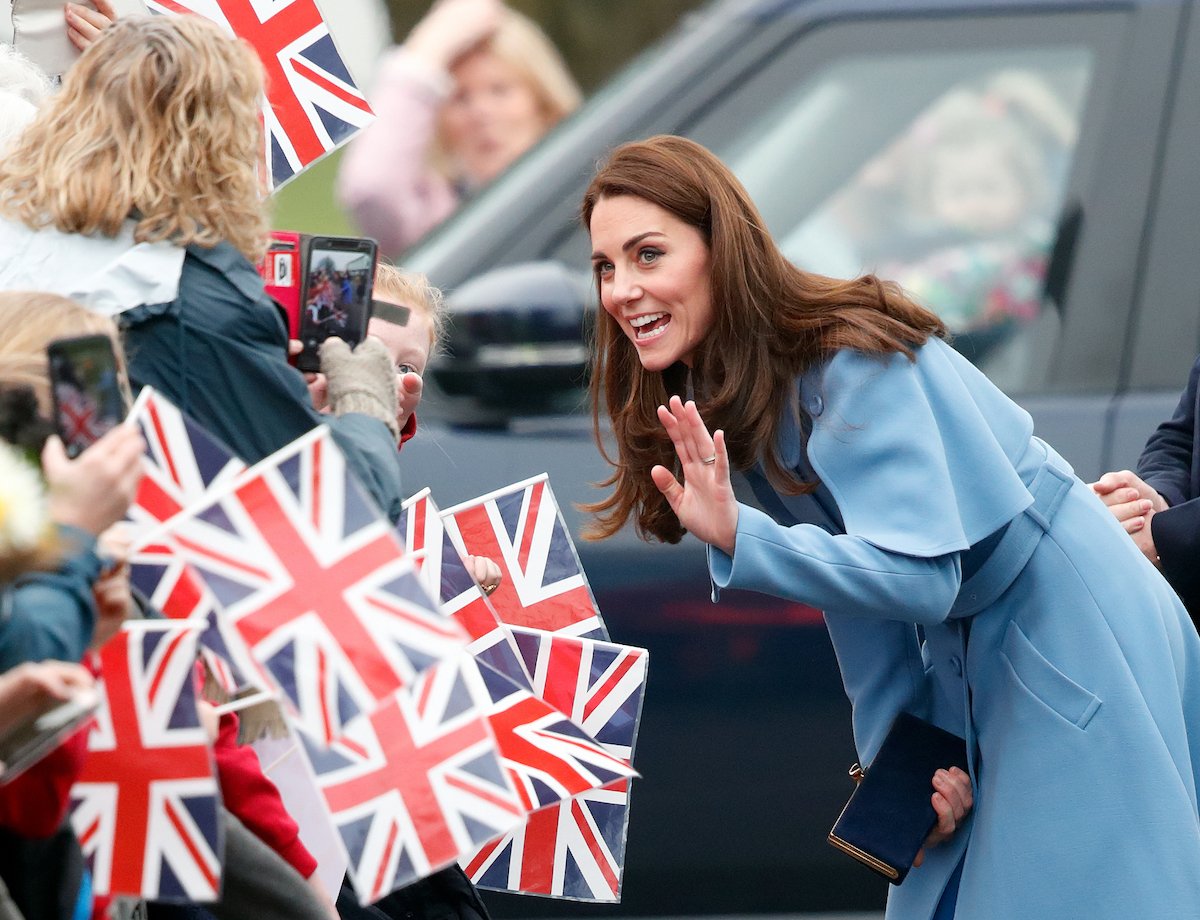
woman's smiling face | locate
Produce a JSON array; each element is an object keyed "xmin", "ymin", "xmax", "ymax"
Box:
[{"xmin": 589, "ymin": 194, "xmax": 715, "ymax": 372}]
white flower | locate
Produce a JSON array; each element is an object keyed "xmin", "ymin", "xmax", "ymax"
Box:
[{"xmin": 0, "ymin": 440, "xmax": 49, "ymax": 558}]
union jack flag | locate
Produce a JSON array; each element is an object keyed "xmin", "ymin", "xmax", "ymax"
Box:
[
  {"xmin": 464, "ymin": 780, "xmax": 632, "ymax": 902},
  {"xmin": 126, "ymin": 387, "xmax": 246, "ymax": 538},
  {"xmin": 304, "ymin": 654, "xmax": 523, "ymax": 905},
  {"xmin": 150, "ymin": 427, "xmax": 468, "ymax": 744},
  {"xmin": 511, "ymin": 628, "xmax": 647, "ymax": 763},
  {"xmin": 147, "ymin": 0, "xmax": 375, "ymax": 189},
  {"xmin": 442, "ymin": 476, "xmax": 607, "ymax": 640},
  {"xmin": 126, "ymin": 388, "xmax": 253, "ymax": 691},
  {"xmin": 470, "ymin": 659, "xmax": 635, "ymax": 815},
  {"xmin": 70, "ymin": 622, "xmax": 222, "ymax": 901},
  {"xmin": 400, "ymin": 490, "xmax": 531, "ymax": 689},
  {"xmin": 463, "ymin": 629, "xmax": 648, "ymax": 901}
]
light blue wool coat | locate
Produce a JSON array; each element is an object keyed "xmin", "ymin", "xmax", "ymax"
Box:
[{"xmin": 708, "ymin": 338, "xmax": 1200, "ymax": 919}]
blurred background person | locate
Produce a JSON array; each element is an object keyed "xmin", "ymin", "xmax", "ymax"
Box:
[
  {"xmin": 879, "ymin": 107, "xmax": 1053, "ymax": 362},
  {"xmin": 338, "ymin": 0, "xmax": 581, "ymax": 256}
]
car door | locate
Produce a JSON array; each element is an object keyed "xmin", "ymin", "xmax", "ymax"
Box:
[{"xmin": 1107, "ymin": 1, "xmax": 1200, "ymax": 475}]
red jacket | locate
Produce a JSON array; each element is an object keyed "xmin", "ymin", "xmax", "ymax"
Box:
[{"xmin": 212, "ymin": 712, "xmax": 317, "ymax": 879}]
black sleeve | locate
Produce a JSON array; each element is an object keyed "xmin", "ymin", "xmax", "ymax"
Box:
[
  {"xmin": 1150, "ymin": 500, "xmax": 1200, "ymax": 622},
  {"xmin": 1138, "ymin": 355, "xmax": 1200, "ymax": 508}
]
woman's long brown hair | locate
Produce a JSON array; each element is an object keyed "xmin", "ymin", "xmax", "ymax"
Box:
[{"xmin": 581, "ymin": 135, "xmax": 946, "ymax": 544}]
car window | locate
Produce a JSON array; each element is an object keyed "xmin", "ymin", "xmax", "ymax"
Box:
[
  {"xmin": 416, "ymin": 6, "xmax": 1125, "ymax": 406},
  {"xmin": 686, "ymin": 47, "xmax": 1093, "ymax": 395}
]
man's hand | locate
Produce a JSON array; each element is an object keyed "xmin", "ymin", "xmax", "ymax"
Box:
[{"xmin": 1090, "ymin": 470, "xmax": 1167, "ymax": 565}]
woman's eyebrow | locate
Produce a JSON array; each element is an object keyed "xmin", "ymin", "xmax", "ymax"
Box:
[{"xmin": 591, "ymin": 231, "xmax": 663, "ymax": 261}]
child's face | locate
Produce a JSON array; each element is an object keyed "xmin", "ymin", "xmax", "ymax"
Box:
[
  {"xmin": 928, "ymin": 143, "xmax": 1027, "ymax": 237},
  {"xmin": 367, "ymin": 305, "xmax": 434, "ymax": 379}
]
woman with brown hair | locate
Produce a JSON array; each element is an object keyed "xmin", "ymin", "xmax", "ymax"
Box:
[{"xmin": 583, "ymin": 135, "xmax": 1200, "ymax": 918}]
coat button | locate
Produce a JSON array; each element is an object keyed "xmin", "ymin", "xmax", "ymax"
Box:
[
  {"xmin": 950, "ymin": 656, "xmax": 963, "ymax": 676},
  {"xmin": 807, "ymin": 394, "xmax": 824, "ymax": 416}
]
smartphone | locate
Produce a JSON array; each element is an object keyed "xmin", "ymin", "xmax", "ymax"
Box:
[
  {"xmin": 296, "ymin": 236, "xmax": 378, "ymax": 373},
  {"xmin": 47, "ymin": 334, "xmax": 126, "ymax": 459},
  {"xmin": 0, "ymin": 687, "xmax": 99, "ymax": 785}
]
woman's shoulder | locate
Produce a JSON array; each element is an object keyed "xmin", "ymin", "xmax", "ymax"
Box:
[
  {"xmin": 181, "ymin": 240, "xmax": 271, "ymax": 304},
  {"xmin": 805, "ymin": 338, "xmax": 967, "ymax": 394},
  {"xmin": 0, "ymin": 216, "xmax": 186, "ymax": 318}
]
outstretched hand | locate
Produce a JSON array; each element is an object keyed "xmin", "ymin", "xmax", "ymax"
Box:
[{"xmin": 652, "ymin": 396, "xmax": 739, "ymax": 554}]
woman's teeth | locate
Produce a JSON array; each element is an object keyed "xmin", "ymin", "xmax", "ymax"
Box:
[{"xmin": 630, "ymin": 312, "xmax": 669, "ymax": 341}]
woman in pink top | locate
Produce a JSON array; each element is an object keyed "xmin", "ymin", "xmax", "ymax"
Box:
[{"xmin": 338, "ymin": 0, "xmax": 581, "ymax": 256}]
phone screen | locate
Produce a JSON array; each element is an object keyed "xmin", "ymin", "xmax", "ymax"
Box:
[
  {"xmin": 297, "ymin": 237, "xmax": 377, "ymax": 372},
  {"xmin": 47, "ymin": 334, "xmax": 125, "ymax": 459}
]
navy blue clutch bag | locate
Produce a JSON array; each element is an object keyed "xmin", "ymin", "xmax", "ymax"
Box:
[{"xmin": 827, "ymin": 712, "xmax": 969, "ymax": 884}]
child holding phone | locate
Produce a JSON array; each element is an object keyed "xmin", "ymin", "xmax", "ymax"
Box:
[{"xmin": 298, "ymin": 262, "xmax": 439, "ymax": 442}]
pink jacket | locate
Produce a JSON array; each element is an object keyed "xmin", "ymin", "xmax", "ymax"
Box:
[{"xmin": 338, "ymin": 48, "xmax": 460, "ymax": 256}]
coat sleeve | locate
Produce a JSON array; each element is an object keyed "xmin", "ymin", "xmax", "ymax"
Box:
[
  {"xmin": 709, "ymin": 341, "xmax": 1039, "ymax": 623},
  {"xmin": 0, "ymin": 526, "xmax": 101, "ymax": 671},
  {"xmin": 1137, "ymin": 355, "xmax": 1199, "ymax": 509},
  {"xmin": 710, "ymin": 514, "xmax": 950, "ymax": 762},
  {"xmin": 1149, "ymin": 499, "xmax": 1200, "ymax": 618},
  {"xmin": 336, "ymin": 47, "xmax": 460, "ymax": 256},
  {"xmin": 709, "ymin": 504, "xmax": 963, "ymax": 624}
]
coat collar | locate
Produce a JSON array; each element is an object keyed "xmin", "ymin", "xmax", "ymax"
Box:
[{"xmin": 0, "ymin": 216, "xmax": 184, "ymax": 316}]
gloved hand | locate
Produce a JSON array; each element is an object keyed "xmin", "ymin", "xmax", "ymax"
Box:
[{"xmin": 319, "ymin": 337, "xmax": 400, "ymax": 443}]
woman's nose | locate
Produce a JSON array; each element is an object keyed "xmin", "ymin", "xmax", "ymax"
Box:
[{"xmin": 610, "ymin": 268, "xmax": 642, "ymax": 306}]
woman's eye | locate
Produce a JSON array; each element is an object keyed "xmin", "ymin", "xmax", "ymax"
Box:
[
  {"xmin": 396, "ymin": 363, "xmax": 415, "ymax": 375},
  {"xmin": 638, "ymin": 248, "xmax": 662, "ymax": 265},
  {"xmin": 594, "ymin": 261, "xmax": 614, "ymax": 277}
]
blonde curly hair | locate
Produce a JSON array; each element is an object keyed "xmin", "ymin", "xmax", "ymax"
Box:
[
  {"xmin": 0, "ymin": 15, "xmax": 270, "ymax": 262},
  {"xmin": 373, "ymin": 262, "xmax": 446, "ymax": 354}
]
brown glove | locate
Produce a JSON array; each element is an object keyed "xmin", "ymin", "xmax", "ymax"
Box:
[{"xmin": 319, "ymin": 337, "xmax": 399, "ymax": 442}]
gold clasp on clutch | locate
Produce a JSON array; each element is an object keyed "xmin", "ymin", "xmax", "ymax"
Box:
[{"xmin": 848, "ymin": 762, "xmax": 866, "ymax": 785}]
